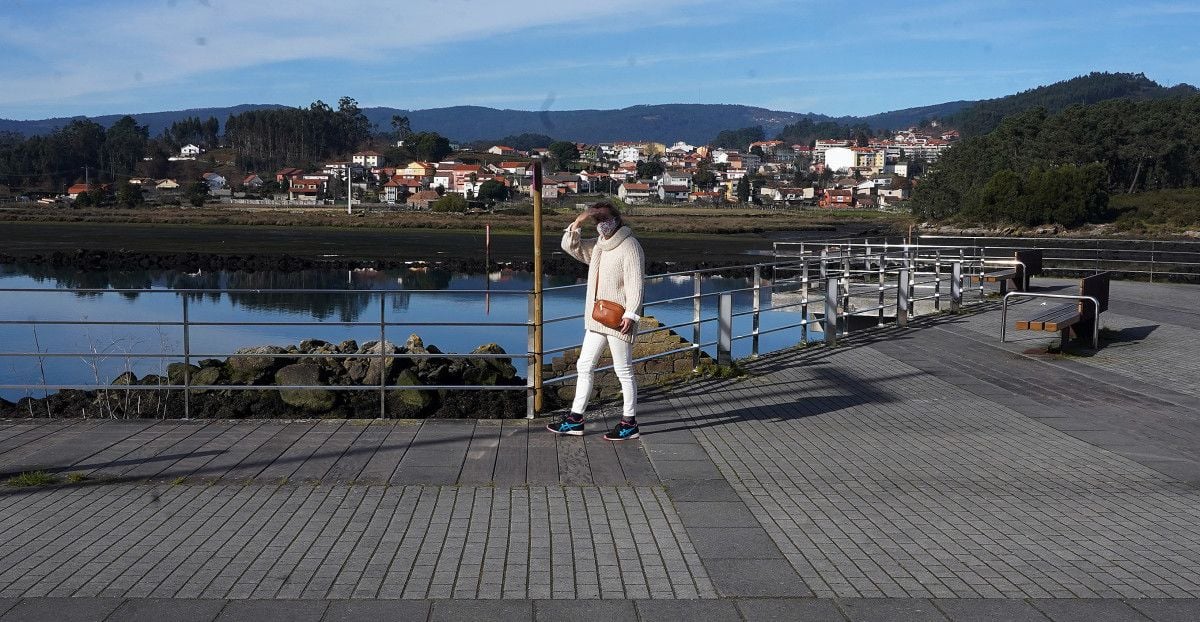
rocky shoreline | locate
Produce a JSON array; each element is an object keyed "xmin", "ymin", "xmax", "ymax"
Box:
[{"xmin": 0, "ymin": 335, "xmax": 528, "ymax": 420}]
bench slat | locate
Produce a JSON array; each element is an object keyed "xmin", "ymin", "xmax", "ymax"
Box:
[{"xmin": 1016, "ymin": 304, "xmax": 1080, "ymax": 332}]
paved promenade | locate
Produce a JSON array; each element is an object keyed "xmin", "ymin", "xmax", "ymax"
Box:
[{"xmin": 1, "ymin": 278, "xmax": 1199, "ymax": 620}]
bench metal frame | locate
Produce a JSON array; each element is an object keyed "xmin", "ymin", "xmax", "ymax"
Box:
[{"xmin": 1000, "ymin": 292, "xmax": 1102, "ymax": 349}]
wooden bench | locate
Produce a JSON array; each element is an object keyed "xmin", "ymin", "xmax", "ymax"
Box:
[
  {"xmin": 1011, "ymin": 271, "xmax": 1110, "ymax": 348},
  {"xmin": 970, "ymin": 249, "xmax": 1043, "ymax": 294}
]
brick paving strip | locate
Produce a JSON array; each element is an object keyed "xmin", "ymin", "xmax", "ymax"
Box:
[{"xmin": 1, "ymin": 279, "xmax": 1200, "ymax": 620}]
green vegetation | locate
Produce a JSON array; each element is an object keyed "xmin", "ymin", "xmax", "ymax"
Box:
[
  {"xmin": 489, "ymin": 133, "xmax": 554, "ymax": 151},
  {"xmin": 1109, "ymin": 188, "xmax": 1200, "ymax": 234},
  {"xmin": 943, "ymin": 72, "xmax": 1197, "ymax": 137},
  {"xmin": 223, "ymin": 97, "xmax": 371, "ymax": 172},
  {"xmin": 430, "ymin": 193, "xmax": 468, "ymax": 213},
  {"xmin": 710, "ymin": 126, "xmax": 765, "ymax": 149},
  {"xmin": 913, "ymin": 95, "xmax": 1200, "ymax": 226},
  {"xmin": 6, "ymin": 471, "xmax": 60, "ymax": 487},
  {"xmin": 65, "ymin": 472, "xmax": 89, "ymax": 484},
  {"xmin": 0, "ymin": 116, "xmax": 148, "ymax": 190},
  {"xmin": 775, "ymin": 117, "xmax": 872, "ymax": 146}
]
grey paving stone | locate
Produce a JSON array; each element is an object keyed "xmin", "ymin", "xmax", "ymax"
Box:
[
  {"xmin": 214, "ymin": 600, "xmax": 328, "ymax": 622},
  {"xmin": 687, "ymin": 527, "xmax": 783, "ymax": 559},
  {"xmin": 0, "ymin": 598, "xmax": 123, "ymax": 622},
  {"xmin": 644, "ymin": 443, "xmax": 711, "ymax": 461},
  {"xmin": 1028, "ymin": 599, "xmax": 1150, "ymax": 622},
  {"xmin": 673, "ymin": 501, "xmax": 760, "ymax": 527},
  {"xmin": 838, "ymin": 598, "xmax": 947, "ymax": 622},
  {"xmin": 736, "ymin": 598, "xmax": 847, "ymax": 621},
  {"xmin": 651, "ymin": 459, "xmax": 723, "ymax": 480},
  {"xmin": 635, "ymin": 599, "xmax": 742, "ymax": 622},
  {"xmin": 661, "ymin": 478, "xmax": 742, "ymax": 502},
  {"xmin": 323, "ymin": 600, "xmax": 432, "ymax": 621},
  {"xmin": 106, "ymin": 599, "xmax": 228, "ymax": 622},
  {"xmin": 534, "ymin": 599, "xmax": 637, "ymax": 622},
  {"xmin": 933, "ymin": 599, "xmax": 1050, "ymax": 622},
  {"xmin": 706, "ymin": 559, "xmax": 811, "ymax": 597},
  {"xmin": 1125, "ymin": 599, "xmax": 1200, "ymax": 622},
  {"xmin": 431, "ymin": 599, "xmax": 533, "ymax": 621}
]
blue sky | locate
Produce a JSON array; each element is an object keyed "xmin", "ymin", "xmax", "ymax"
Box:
[{"xmin": 1, "ymin": 0, "xmax": 1198, "ymax": 120}]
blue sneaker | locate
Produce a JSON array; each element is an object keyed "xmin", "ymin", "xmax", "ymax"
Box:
[
  {"xmin": 547, "ymin": 414, "xmax": 584, "ymax": 436},
  {"xmin": 604, "ymin": 419, "xmax": 640, "ymax": 441}
]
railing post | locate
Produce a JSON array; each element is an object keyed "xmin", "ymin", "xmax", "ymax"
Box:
[
  {"xmin": 933, "ymin": 250, "xmax": 942, "ymax": 312},
  {"xmin": 1150, "ymin": 240, "xmax": 1155, "ymax": 283},
  {"xmin": 526, "ymin": 293, "xmax": 536, "ymax": 419},
  {"xmin": 877, "ymin": 251, "xmax": 886, "ymax": 327},
  {"xmin": 717, "ymin": 293, "xmax": 733, "ymax": 365},
  {"xmin": 824, "ymin": 270, "xmax": 838, "ymax": 345},
  {"xmin": 897, "ymin": 266, "xmax": 910, "ymax": 327},
  {"xmin": 840, "ymin": 259, "xmax": 850, "ymax": 336},
  {"xmin": 951, "ymin": 260, "xmax": 963, "ymax": 312},
  {"xmin": 379, "ymin": 293, "xmax": 387, "ymax": 419},
  {"xmin": 692, "ymin": 272, "xmax": 702, "ymax": 371},
  {"xmin": 751, "ymin": 265, "xmax": 761, "ymax": 358},
  {"xmin": 800, "ymin": 258, "xmax": 810, "ymax": 344},
  {"xmin": 182, "ymin": 296, "xmax": 190, "ymax": 420}
]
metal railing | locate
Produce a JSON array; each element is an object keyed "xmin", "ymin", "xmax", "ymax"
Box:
[{"xmin": 9, "ymin": 235, "xmax": 1167, "ymax": 419}]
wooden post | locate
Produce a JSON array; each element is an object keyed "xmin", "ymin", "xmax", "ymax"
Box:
[{"xmin": 531, "ymin": 162, "xmax": 544, "ymax": 414}]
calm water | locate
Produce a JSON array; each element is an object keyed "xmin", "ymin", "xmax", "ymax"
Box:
[{"xmin": 0, "ymin": 263, "xmax": 820, "ymax": 400}]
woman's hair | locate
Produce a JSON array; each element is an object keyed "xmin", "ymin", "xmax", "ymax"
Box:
[{"xmin": 588, "ymin": 201, "xmax": 621, "ymax": 224}]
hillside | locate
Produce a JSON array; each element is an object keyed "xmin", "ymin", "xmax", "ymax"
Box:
[{"xmin": 943, "ymin": 72, "xmax": 1198, "ymax": 136}]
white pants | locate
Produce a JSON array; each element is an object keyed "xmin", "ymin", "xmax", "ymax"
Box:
[{"xmin": 571, "ymin": 330, "xmax": 637, "ymax": 419}]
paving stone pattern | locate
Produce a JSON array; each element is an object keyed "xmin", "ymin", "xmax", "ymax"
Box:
[
  {"xmin": 663, "ymin": 341, "xmax": 1200, "ymax": 599},
  {"xmin": 0, "ymin": 484, "xmax": 712, "ymax": 600}
]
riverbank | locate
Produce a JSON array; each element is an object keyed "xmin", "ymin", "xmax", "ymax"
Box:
[{"xmin": 0, "ymin": 212, "xmax": 900, "ymax": 272}]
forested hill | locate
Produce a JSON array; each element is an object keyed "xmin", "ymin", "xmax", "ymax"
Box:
[
  {"xmin": 942, "ymin": 72, "xmax": 1198, "ymax": 137},
  {"xmin": 911, "ymin": 95, "xmax": 1200, "ymax": 226}
]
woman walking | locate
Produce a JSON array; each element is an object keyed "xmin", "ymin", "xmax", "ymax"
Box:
[{"xmin": 548, "ymin": 201, "xmax": 645, "ymax": 441}]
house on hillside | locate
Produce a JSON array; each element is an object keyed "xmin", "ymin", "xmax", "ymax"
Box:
[
  {"xmin": 406, "ymin": 190, "xmax": 441, "ymax": 210},
  {"xmin": 201, "ymin": 172, "xmax": 227, "ymax": 191},
  {"xmin": 617, "ymin": 182, "xmax": 652, "ymax": 203},
  {"xmin": 67, "ymin": 183, "xmax": 105, "ymax": 199},
  {"xmin": 288, "ymin": 176, "xmax": 328, "ymax": 201},
  {"xmin": 819, "ymin": 188, "xmax": 854, "ymax": 208},
  {"xmin": 657, "ymin": 184, "xmax": 689, "ymax": 202},
  {"xmin": 180, "ymin": 144, "xmax": 202, "ymax": 157},
  {"xmin": 488, "ymin": 145, "xmax": 517, "ymax": 156},
  {"xmin": 383, "ymin": 177, "xmax": 422, "ymax": 204},
  {"xmin": 242, "ymin": 174, "xmax": 264, "ymax": 190},
  {"xmin": 352, "ymin": 151, "xmax": 383, "ymax": 168},
  {"xmin": 155, "ymin": 179, "xmax": 180, "ymax": 190},
  {"xmin": 275, "ymin": 167, "xmax": 304, "ymax": 182}
]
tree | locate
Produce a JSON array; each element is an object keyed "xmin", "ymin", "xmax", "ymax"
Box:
[
  {"xmin": 711, "ymin": 126, "xmax": 765, "ymax": 149},
  {"xmin": 477, "ymin": 179, "xmax": 509, "ymax": 204},
  {"xmin": 407, "ymin": 132, "xmax": 453, "ymax": 162},
  {"xmin": 430, "ymin": 193, "xmax": 468, "ymax": 213},
  {"xmin": 101, "ymin": 116, "xmax": 149, "ymax": 179},
  {"xmin": 390, "ymin": 115, "xmax": 412, "ymax": 143},
  {"xmin": 636, "ymin": 159, "xmax": 664, "ymax": 178},
  {"xmin": 693, "ymin": 167, "xmax": 718, "ymax": 189},
  {"xmin": 116, "ymin": 181, "xmax": 144, "ymax": 208},
  {"xmin": 185, "ymin": 181, "xmax": 209, "ymax": 207},
  {"xmin": 735, "ymin": 176, "xmax": 751, "ymax": 203},
  {"xmin": 548, "ymin": 141, "xmax": 579, "ymax": 170}
]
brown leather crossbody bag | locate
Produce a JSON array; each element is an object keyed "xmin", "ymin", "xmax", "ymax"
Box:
[{"xmin": 590, "ymin": 250, "xmax": 625, "ymax": 329}]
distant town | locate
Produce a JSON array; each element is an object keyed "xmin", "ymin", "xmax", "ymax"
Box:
[{"xmin": 21, "ymin": 123, "xmax": 959, "ymax": 213}]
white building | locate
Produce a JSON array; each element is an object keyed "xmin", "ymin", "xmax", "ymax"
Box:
[
  {"xmin": 180, "ymin": 144, "xmax": 202, "ymax": 157},
  {"xmin": 824, "ymin": 147, "xmax": 856, "ymax": 173},
  {"xmin": 616, "ymin": 146, "xmax": 643, "ymax": 163}
]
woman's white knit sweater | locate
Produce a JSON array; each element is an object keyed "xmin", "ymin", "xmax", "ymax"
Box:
[{"xmin": 561, "ymin": 223, "xmax": 646, "ymax": 343}]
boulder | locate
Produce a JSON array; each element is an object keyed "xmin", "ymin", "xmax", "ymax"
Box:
[
  {"xmin": 299, "ymin": 339, "xmax": 331, "ymax": 353},
  {"xmin": 190, "ymin": 366, "xmax": 223, "ymax": 394},
  {"xmin": 344, "ymin": 340, "xmax": 399, "ymax": 385},
  {"xmin": 166, "ymin": 362, "xmax": 199, "ymax": 385},
  {"xmin": 337, "ymin": 339, "xmax": 359, "ymax": 354},
  {"xmin": 387, "ymin": 369, "xmax": 431, "ymax": 417},
  {"xmin": 470, "ymin": 343, "xmax": 517, "ymax": 380},
  {"xmin": 228, "ymin": 345, "xmax": 287, "ymax": 384},
  {"xmin": 275, "ymin": 363, "xmax": 336, "ymax": 413},
  {"xmin": 111, "ymin": 371, "xmax": 138, "ymax": 386}
]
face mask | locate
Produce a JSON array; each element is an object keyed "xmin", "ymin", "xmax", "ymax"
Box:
[{"xmin": 597, "ymin": 219, "xmax": 619, "ymax": 238}]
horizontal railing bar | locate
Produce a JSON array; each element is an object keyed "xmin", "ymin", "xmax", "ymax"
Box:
[{"xmin": 0, "ymin": 384, "xmax": 525, "ymax": 391}]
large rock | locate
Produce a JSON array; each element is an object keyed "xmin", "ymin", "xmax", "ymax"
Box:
[
  {"xmin": 167, "ymin": 362, "xmax": 199, "ymax": 385},
  {"xmin": 386, "ymin": 369, "xmax": 431, "ymax": 417},
  {"xmin": 275, "ymin": 363, "xmax": 336, "ymax": 413},
  {"xmin": 344, "ymin": 340, "xmax": 400, "ymax": 384},
  {"xmin": 470, "ymin": 343, "xmax": 517, "ymax": 381},
  {"xmin": 228, "ymin": 345, "xmax": 287, "ymax": 384},
  {"xmin": 111, "ymin": 371, "xmax": 138, "ymax": 386},
  {"xmin": 190, "ymin": 366, "xmax": 223, "ymax": 394}
]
